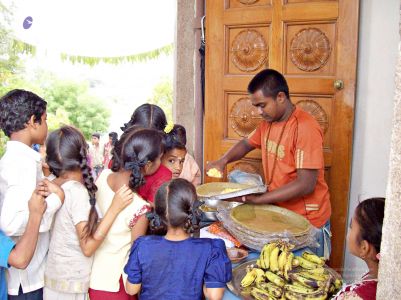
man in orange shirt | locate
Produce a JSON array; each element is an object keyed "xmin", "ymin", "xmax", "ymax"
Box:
[{"xmin": 206, "ymin": 69, "xmax": 331, "ymax": 258}]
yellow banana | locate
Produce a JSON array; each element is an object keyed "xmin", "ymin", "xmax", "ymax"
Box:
[
  {"xmin": 260, "ymin": 243, "xmax": 271, "ymax": 269},
  {"xmin": 241, "ymin": 269, "xmax": 257, "ymax": 287},
  {"xmin": 298, "ymin": 271, "xmax": 329, "ymax": 282},
  {"xmin": 265, "ymin": 271, "xmax": 286, "ymax": 287},
  {"xmin": 284, "ymin": 284, "xmax": 317, "ymax": 295},
  {"xmin": 288, "ymin": 273, "xmax": 319, "ymax": 289},
  {"xmin": 284, "ymin": 252, "xmax": 294, "ymax": 281},
  {"xmin": 265, "ymin": 242, "xmax": 278, "ymax": 270},
  {"xmin": 269, "ymin": 245, "xmax": 280, "ymax": 272},
  {"xmin": 278, "ymin": 251, "xmax": 288, "ymax": 273},
  {"xmin": 333, "ymin": 278, "xmax": 343, "ymax": 290},
  {"xmin": 304, "ymin": 267, "xmax": 326, "ymax": 275},
  {"xmin": 292, "ymin": 258, "xmax": 300, "ymax": 267},
  {"xmin": 251, "ymin": 287, "xmax": 277, "ymax": 300},
  {"xmin": 256, "ymin": 281, "xmax": 283, "ymax": 298},
  {"xmin": 297, "ymin": 256, "xmax": 319, "ymax": 270},
  {"xmin": 302, "ymin": 251, "xmax": 325, "ymax": 266},
  {"xmin": 255, "ymin": 268, "xmax": 266, "ymax": 284}
]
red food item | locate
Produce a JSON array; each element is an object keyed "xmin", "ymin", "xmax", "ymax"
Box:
[{"xmin": 208, "ymin": 222, "xmax": 242, "ymax": 247}]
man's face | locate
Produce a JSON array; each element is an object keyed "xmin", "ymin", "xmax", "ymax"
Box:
[
  {"xmin": 91, "ymin": 136, "xmax": 99, "ymax": 145},
  {"xmin": 250, "ymin": 90, "xmax": 286, "ymax": 122}
]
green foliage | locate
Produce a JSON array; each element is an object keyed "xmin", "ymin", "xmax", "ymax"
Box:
[
  {"xmin": 0, "ymin": 132, "xmax": 8, "ymax": 157},
  {"xmin": 0, "ymin": 3, "xmax": 25, "ymax": 85},
  {"xmin": 147, "ymin": 77, "xmax": 173, "ymax": 123},
  {"xmin": 41, "ymin": 78, "xmax": 111, "ymax": 139}
]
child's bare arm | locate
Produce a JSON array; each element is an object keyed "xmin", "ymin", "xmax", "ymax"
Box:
[
  {"xmin": 8, "ymin": 189, "xmax": 46, "ymax": 269},
  {"xmin": 125, "ymin": 282, "xmax": 141, "ymax": 296},
  {"xmin": 204, "ymin": 287, "xmax": 225, "ymax": 300},
  {"xmin": 76, "ymin": 185, "xmax": 133, "ymax": 257}
]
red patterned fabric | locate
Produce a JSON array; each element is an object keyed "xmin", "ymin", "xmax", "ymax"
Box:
[
  {"xmin": 333, "ymin": 275, "xmax": 377, "ymax": 300},
  {"xmin": 129, "ymin": 205, "xmax": 151, "ymax": 229}
]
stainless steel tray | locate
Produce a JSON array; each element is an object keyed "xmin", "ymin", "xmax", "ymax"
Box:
[{"xmin": 227, "ymin": 259, "xmax": 342, "ymax": 299}]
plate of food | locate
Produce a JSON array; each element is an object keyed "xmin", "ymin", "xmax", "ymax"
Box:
[
  {"xmin": 196, "ymin": 182, "xmax": 267, "ymax": 200},
  {"xmin": 229, "ymin": 204, "xmax": 311, "ymax": 237}
]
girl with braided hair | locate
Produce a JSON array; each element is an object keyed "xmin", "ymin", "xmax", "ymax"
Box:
[
  {"xmin": 43, "ymin": 126, "xmax": 133, "ymax": 300},
  {"xmin": 89, "ymin": 127, "xmax": 164, "ymax": 300},
  {"xmin": 124, "ymin": 178, "xmax": 232, "ymax": 300}
]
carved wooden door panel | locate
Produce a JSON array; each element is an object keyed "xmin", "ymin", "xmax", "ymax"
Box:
[{"xmin": 204, "ymin": 0, "xmax": 359, "ymax": 270}]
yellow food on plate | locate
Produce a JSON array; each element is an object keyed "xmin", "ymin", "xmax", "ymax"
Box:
[
  {"xmin": 207, "ymin": 168, "xmax": 223, "ymax": 178},
  {"xmin": 221, "ymin": 188, "xmax": 241, "ymax": 194}
]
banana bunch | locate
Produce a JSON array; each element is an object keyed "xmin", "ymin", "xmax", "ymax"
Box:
[{"xmin": 240, "ymin": 242, "xmax": 343, "ymax": 300}]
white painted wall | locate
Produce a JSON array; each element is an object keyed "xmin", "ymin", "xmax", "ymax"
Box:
[{"xmin": 343, "ymin": 0, "xmax": 399, "ymax": 283}]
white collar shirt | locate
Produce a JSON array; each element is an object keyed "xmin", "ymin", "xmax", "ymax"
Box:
[{"xmin": 0, "ymin": 141, "xmax": 62, "ymax": 295}]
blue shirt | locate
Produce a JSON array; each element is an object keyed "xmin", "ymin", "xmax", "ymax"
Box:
[
  {"xmin": 124, "ymin": 236, "xmax": 232, "ymax": 300},
  {"xmin": 0, "ymin": 231, "xmax": 15, "ymax": 299}
]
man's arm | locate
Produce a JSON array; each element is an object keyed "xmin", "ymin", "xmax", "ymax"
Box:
[
  {"xmin": 8, "ymin": 189, "xmax": 46, "ymax": 269},
  {"xmin": 206, "ymin": 139, "xmax": 255, "ymax": 174},
  {"xmin": 244, "ymin": 169, "xmax": 318, "ymax": 204}
]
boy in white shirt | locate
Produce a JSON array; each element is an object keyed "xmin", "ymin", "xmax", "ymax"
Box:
[{"xmin": 0, "ymin": 89, "xmax": 64, "ymax": 299}]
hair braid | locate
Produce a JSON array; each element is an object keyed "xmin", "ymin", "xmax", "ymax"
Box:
[{"xmin": 80, "ymin": 147, "xmax": 99, "ymax": 240}]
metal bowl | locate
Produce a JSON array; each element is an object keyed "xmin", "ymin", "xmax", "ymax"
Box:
[
  {"xmin": 200, "ymin": 204, "xmax": 218, "ymax": 221},
  {"xmin": 202, "ymin": 210, "xmax": 218, "ymax": 221},
  {"xmin": 203, "ymin": 198, "xmax": 221, "ymax": 208}
]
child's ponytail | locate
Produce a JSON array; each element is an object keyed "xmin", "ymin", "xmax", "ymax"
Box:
[
  {"xmin": 152, "ymin": 179, "xmax": 201, "ymax": 234},
  {"xmin": 124, "ymin": 156, "xmax": 146, "ymax": 190}
]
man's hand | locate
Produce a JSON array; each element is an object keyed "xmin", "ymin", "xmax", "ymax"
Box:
[
  {"xmin": 205, "ymin": 159, "xmax": 226, "ymax": 178},
  {"xmin": 28, "ymin": 189, "xmax": 47, "ymax": 216}
]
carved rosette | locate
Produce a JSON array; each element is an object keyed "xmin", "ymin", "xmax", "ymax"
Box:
[
  {"xmin": 290, "ymin": 28, "xmax": 331, "ymax": 72},
  {"xmin": 230, "ymin": 97, "xmax": 262, "ymax": 137},
  {"xmin": 230, "ymin": 161, "xmax": 260, "ymax": 175},
  {"xmin": 296, "ymin": 100, "xmax": 329, "ymax": 133},
  {"xmin": 231, "ymin": 29, "xmax": 268, "ymax": 72},
  {"xmin": 238, "ymin": 0, "xmax": 259, "ymax": 4}
]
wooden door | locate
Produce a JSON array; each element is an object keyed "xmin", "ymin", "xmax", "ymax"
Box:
[{"xmin": 204, "ymin": 0, "xmax": 359, "ymax": 270}]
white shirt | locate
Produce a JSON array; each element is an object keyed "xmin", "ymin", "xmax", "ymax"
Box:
[{"xmin": 0, "ymin": 141, "xmax": 62, "ymax": 295}]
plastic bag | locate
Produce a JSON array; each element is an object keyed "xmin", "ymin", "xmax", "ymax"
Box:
[{"xmin": 228, "ymin": 170, "xmax": 264, "ymax": 186}]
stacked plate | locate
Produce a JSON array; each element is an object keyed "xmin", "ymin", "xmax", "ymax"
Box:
[
  {"xmin": 196, "ymin": 182, "xmax": 316, "ymax": 250},
  {"xmin": 217, "ymin": 204, "xmax": 315, "ymax": 251}
]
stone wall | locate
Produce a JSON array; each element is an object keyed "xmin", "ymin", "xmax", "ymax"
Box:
[{"xmin": 377, "ymin": 4, "xmax": 401, "ymax": 298}]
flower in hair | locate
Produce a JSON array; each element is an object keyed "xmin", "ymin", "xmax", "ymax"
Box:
[{"xmin": 164, "ymin": 122, "xmax": 174, "ymax": 134}]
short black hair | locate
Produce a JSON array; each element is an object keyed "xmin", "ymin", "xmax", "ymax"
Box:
[
  {"xmin": 91, "ymin": 133, "xmax": 100, "ymax": 139},
  {"xmin": 247, "ymin": 69, "xmax": 290, "ymax": 99},
  {"xmin": 121, "ymin": 104, "xmax": 167, "ymax": 132},
  {"xmin": 0, "ymin": 89, "xmax": 47, "ymax": 137},
  {"xmin": 108, "ymin": 132, "xmax": 118, "ymax": 146}
]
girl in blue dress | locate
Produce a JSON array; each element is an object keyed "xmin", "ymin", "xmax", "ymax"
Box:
[{"xmin": 124, "ymin": 178, "xmax": 232, "ymax": 300}]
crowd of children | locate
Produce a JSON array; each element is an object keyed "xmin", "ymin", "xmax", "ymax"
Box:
[
  {"xmin": 0, "ymin": 89, "xmax": 228, "ymax": 300},
  {"xmin": 0, "ymin": 88, "xmax": 387, "ymax": 300}
]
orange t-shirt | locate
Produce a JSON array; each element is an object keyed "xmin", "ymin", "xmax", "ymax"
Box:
[{"xmin": 247, "ymin": 107, "xmax": 331, "ymax": 228}]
